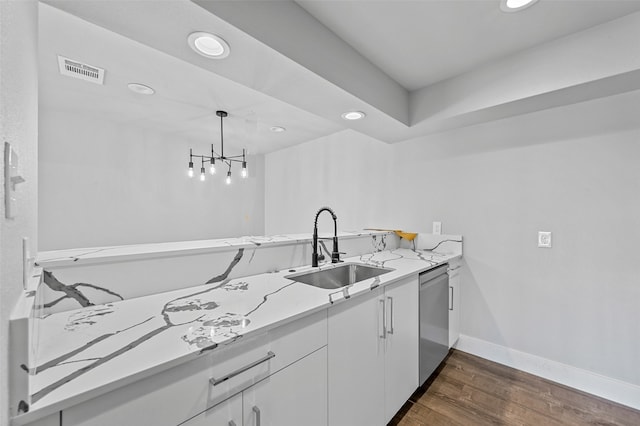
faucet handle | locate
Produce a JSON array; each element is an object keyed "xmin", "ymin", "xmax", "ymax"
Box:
[{"xmin": 331, "ymin": 251, "xmax": 346, "ymax": 263}]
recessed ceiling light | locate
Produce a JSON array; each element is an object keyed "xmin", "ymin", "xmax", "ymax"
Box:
[
  {"xmin": 127, "ymin": 83, "xmax": 155, "ymax": 95},
  {"xmin": 500, "ymin": 0, "xmax": 539, "ymax": 12},
  {"xmin": 188, "ymin": 32, "xmax": 230, "ymax": 59},
  {"xmin": 270, "ymin": 126, "xmax": 286, "ymax": 133},
  {"xmin": 341, "ymin": 111, "xmax": 366, "ymax": 120}
]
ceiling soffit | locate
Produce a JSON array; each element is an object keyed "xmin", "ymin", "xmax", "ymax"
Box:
[{"xmin": 44, "ymin": 0, "xmax": 640, "ymax": 145}]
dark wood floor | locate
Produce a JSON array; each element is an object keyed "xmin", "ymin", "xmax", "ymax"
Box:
[{"xmin": 389, "ymin": 349, "xmax": 640, "ymax": 426}]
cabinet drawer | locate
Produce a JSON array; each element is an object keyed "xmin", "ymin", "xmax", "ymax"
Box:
[
  {"xmin": 207, "ymin": 309, "xmax": 327, "ymax": 406},
  {"xmin": 63, "ymin": 310, "xmax": 327, "ymax": 426}
]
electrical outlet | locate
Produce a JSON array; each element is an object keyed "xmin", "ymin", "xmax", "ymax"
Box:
[
  {"xmin": 433, "ymin": 221, "xmax": 442, "ymax": 235},
  {"xmin": 538, "ymin": 231, "xmax": 552, "ymax": 248}
]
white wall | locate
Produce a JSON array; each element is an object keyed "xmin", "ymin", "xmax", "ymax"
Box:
[
  {"xmin": 38, "ymin": 110, "xmax": 265, "ymax": 250},
  {"xmin": 265, "ymin": 129, "xmax": 393, "ymax": 234},
  {"xmin": 265, "ymin": 91, "xmax": 640, "ymax": 389},
  {"xmin": 0, "ymin": 1, "xmax": 39, "ymax": 424}
]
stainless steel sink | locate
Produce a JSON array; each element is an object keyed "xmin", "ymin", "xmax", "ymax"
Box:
[{"xmin": 286, "ymin": 263, "xmax": 393, "ymax": 289}]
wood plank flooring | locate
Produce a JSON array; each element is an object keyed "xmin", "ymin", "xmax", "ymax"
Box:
[{"xmin": 389, "ymin": 350, "xmax": 640, "ymax": 426}]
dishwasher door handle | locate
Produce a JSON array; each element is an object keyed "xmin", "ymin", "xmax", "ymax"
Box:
[{"xmin": 449, "ymin": 286, "xmax": 454, "ymax": 311}]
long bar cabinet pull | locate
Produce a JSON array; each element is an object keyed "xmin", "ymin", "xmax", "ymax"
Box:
[
  {"xmin": 387, "ymin": 296, "xmax": 394, "ymax": 334},
  {"xmin": 449, "ymin": 286, "xmax": 454, "ymax": 311},
  {"xmin": 379, "ymin": 298, "xmax": 386, "ymax": 339},
  {"xmin": 209, "ymin": 351, "xmax": 275, "ymax": 386}
]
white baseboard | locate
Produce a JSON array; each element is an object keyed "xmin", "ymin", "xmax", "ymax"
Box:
[{"xmin": 455, "ymin": 334, "xmax": 640, "ymax": 411}]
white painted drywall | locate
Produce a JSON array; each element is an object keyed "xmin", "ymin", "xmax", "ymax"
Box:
[
  {"xmin": 264, "ymin": 90, "xmax": 640, "ymax": 389},
  {"xmin": 0, "ymin": 1, "xmax": 39, "ymax": 424},
  {"xmin": 265, "ymin": 129, "xmax": 394, "ymax": 234},
  {"xmin": 38, "ymin": 110, "xmax": 265, "ymax": 250}
]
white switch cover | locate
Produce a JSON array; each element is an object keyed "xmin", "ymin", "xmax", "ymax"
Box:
[
  {"xmin": 433, "ymin": 221, "xmax": 442, "ymax": 235},
  {"xmin": 538, "ymin": 231, "xmax": 552, "ymax": 248},
  {"xmin": 4, "ymin": 142, "xmax": 25, "ymax": 219}
]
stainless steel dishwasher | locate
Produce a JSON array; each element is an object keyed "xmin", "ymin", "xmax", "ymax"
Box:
[{"xmin": 419, "ymin": 264, "xmax": 450, "ymax": 385}]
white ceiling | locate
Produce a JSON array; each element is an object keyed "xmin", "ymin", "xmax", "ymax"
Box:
[
  {"xmin": 297, "ymin": 0, "xmax": 640, "ymax": 91},
  {"xmin": 39, "ymin": 0, "xmax": 640, "ymax": 152},
  {"xmin": 39, "ymin": 3, "xmax": 342, "ymax": 155}
]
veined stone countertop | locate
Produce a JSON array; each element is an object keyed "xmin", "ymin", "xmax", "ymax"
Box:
[
  {"xmin": 18, "ymin": 245, "xmax": 461, "ymax": 425},
  {"xmin": 36, "ymin": 230, "xmax": 391, "ymax": 268}
]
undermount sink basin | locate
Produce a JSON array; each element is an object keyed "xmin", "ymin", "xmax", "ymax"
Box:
[{"xmin": 286, "ymin": 263, "xmax": 393, "ymax": 289}]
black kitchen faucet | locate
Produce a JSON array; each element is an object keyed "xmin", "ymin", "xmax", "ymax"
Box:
[{"xmin": 312, "ymin": 206, "xmax": 343, "ymax": 267}]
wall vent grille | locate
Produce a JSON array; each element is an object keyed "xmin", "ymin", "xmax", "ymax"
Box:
[{"xmin": 57, "ymin": 56, "xmax": 105, "ymax": 85}]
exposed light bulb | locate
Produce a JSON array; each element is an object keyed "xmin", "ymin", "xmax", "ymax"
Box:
[
  {"xmin": 209, "ymin": 162, "xmax": 216, "ymax": 175},
  {"xmin": 200, "ymin": 167, "xmax": 206, "ymax": 181},
  {"xmin": 241, "ymin": 161, "xmax": 248, "ymax": 178},
  {"xmin": 226, "ymin": 171, "xmax": 232, "ymax": 185},
  {"xmin": 188, "ymin": 161, "xmax": 194, "ymax": 178}
]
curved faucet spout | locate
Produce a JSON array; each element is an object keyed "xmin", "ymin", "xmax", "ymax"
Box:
[{"xmin": 314, "ymin": 206, "xmax": 337, "ymax": 234}]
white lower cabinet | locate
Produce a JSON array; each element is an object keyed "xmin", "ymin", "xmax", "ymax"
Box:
[
  {"xmin": 328, "ymin": 290, "xmax": 384, "ymax": 426},
  {"xmin": 242, "ymin": 347, "xmax": 327, "ymax": 426},
  {"xmin": 183, "ymin": 347, "xmax": 327, "ymax": 426},
  {"xmin": 181, "ymin": 394, "xmax": 243, "ymax": 426},
  {"xmin": 448, "ymin": 261, "xmax": 461, "ymax": 348},
  {"xmin": 24, "ymin": 413, "xmax": 61, "ymax": 426},
  {"xmin": 383, "ymin": 277, "xmax": 420, "ymax": 422},
  {"xmin": 62, "ymin": 311, "xmax": 327, "ymax": 426},
  {"xmin": 328, "ymin": 276, "xmax": 419, "ymax": 426}
]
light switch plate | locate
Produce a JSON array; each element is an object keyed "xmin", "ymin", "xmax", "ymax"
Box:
[
  {"xmin": 538, "ymin": 231, "xmax": 552, "ymax": 248},
  {"xmin": 4, "ymin": 142, "xmax": 25, "ymax": 219},
  {"xmin": 433, "ymin": 221, "xmax": 442, "ymax": 235}
]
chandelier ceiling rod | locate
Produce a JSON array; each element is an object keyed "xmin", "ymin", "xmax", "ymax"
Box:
[{"xmin": 218, "ymin": 110, "xmax": 227, "ymax": 160}]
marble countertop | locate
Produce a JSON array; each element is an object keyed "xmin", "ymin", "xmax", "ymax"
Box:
[
  {"xmin": 36, "ymin": 230, "xmax": 390, "ymax": 268},
  {"xmin": 20, "ymin": 248, "xmax": 461, "ymax": 424}
]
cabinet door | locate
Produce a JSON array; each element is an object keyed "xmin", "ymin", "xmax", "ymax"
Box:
[
  {"xmin": 25, "ymin": 413, "xmax": 60, "ymax": 426},
  {"xmin": 328, "ymin": 289, "xmax": 385, "ymax": 426},
  {"xmin": 448, "ymin": 267, "xmax": 461, "ymax": 348},
  {"xmin": 181, "ymin": 394, "xmax": 242, "ymax": 426},
  {"xmin": 242, "ymin": 347, "xmax": 327, "ymax": 426},
  {"xmin": 384, "ymin": 277, "xmax": 419, "ymax": 423}
]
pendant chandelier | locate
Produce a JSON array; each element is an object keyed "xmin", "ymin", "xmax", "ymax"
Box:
[{"xmin": 187, "ymin": 110, "xmax": 247, "ymax": 184}]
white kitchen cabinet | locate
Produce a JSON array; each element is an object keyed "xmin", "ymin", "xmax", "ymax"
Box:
[
  {"xmin": 182, "ymin": 347, "xmax": 327, "ymax": 426},
  {"xmin": 383, "ymin": 277, "xmax": 419, "ymax": 422},
  {"xmin": 328, "ymin": 289, "xmax": 385, "ymax": 426},
  {"xmin": 448, "ymin": 261, "xmax": 462, "ymax": 348},
  {"xmin": 328, "ymin": 275, "xmax": 418, "ymax": 426},
  {"xmin": 181, "ymin": 394, "xmax": 242, "ymax": 426},
  {"xmin": 62, "ymin": 311, "xmax": 327, "ymax": 426},
  {"xmin": 24, "ymin": 413, "xmax": 60, "ymax": 426},
  {"xmin": 242, "ymin": 347, "xmax": 327, "ymax": 426}
]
